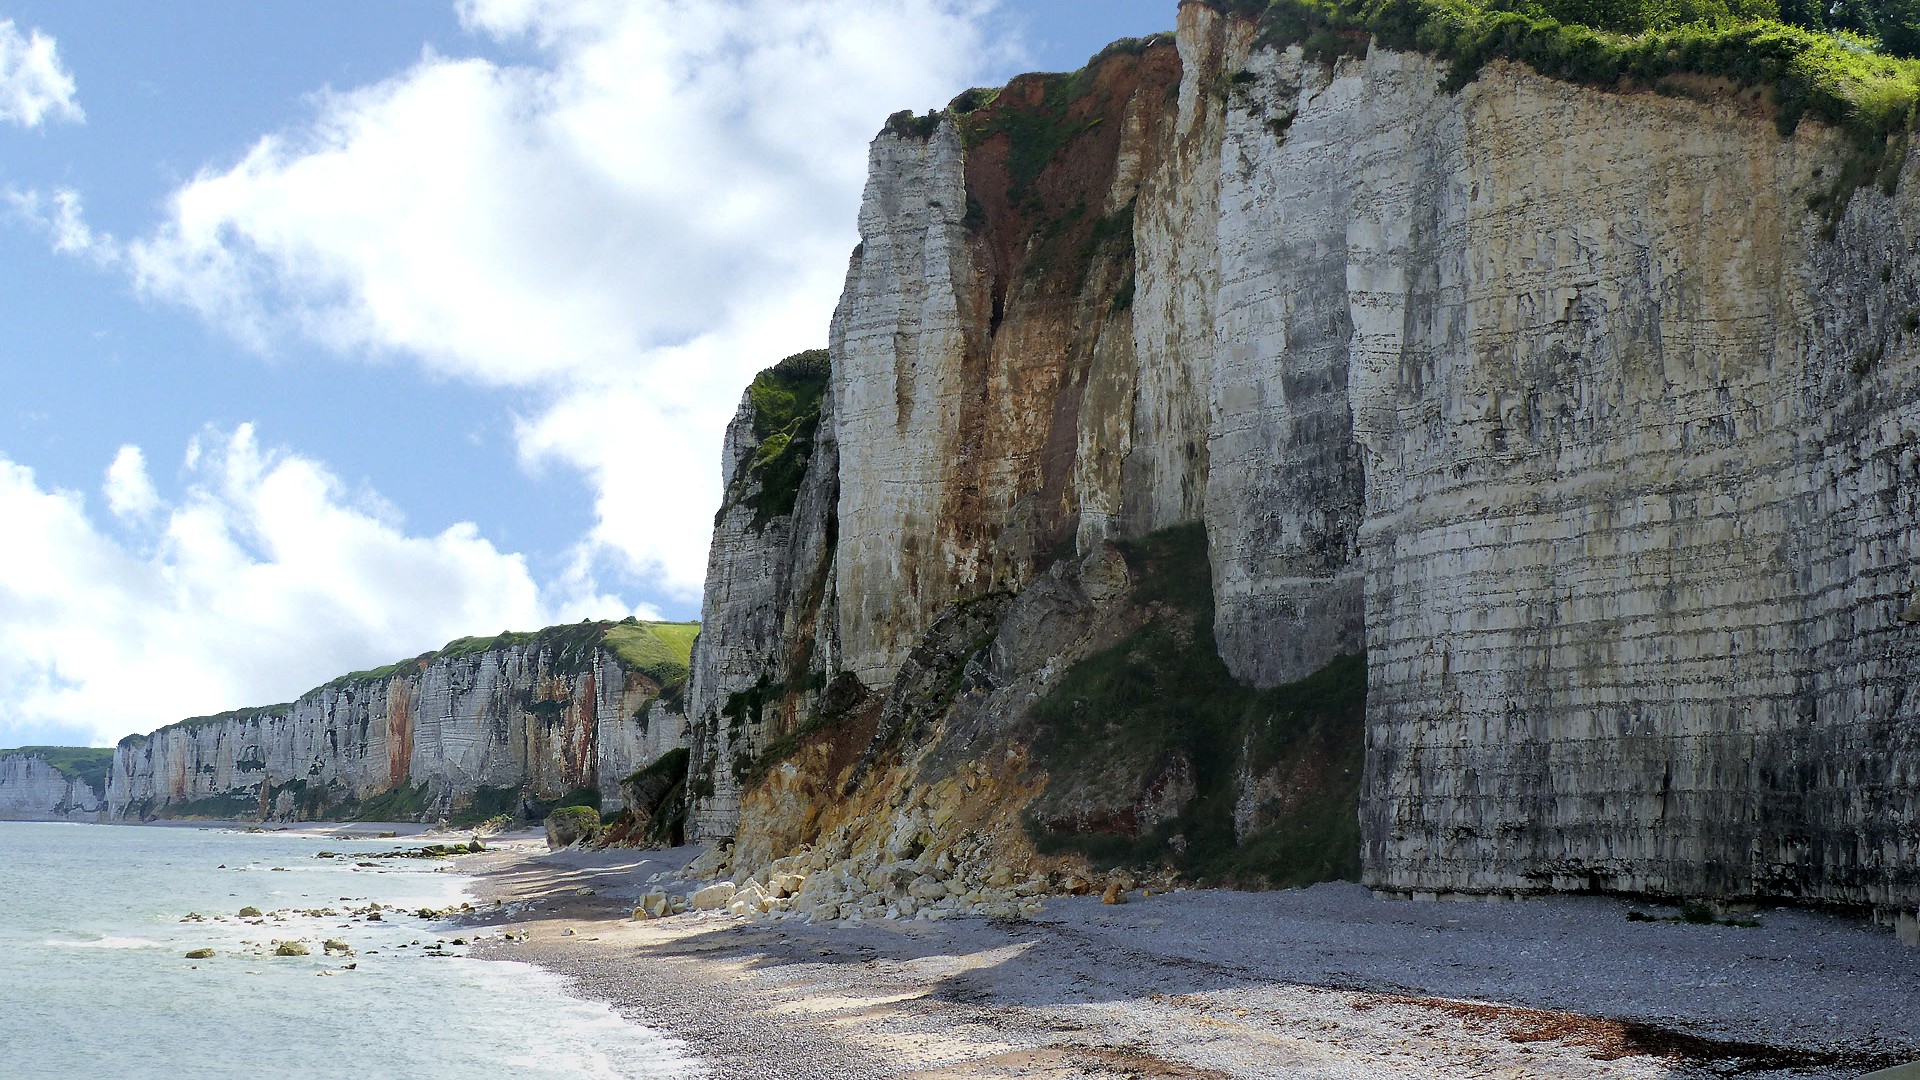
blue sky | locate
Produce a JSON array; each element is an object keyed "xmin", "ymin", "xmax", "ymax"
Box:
[{"xmin": 0, "ymin": 0, "xmax": 1182, "ymax": 747}]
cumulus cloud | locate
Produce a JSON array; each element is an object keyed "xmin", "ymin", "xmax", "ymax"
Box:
[
  {"xmin": 103, "ymin": 446, "xmax": 159, "ymax": 520},
  {"xmin": 122, "ymin": 0, "xmax": 1006, "ymax": 600},
  {"xmin": 0, "ymin": 429, "xmax": 639, "ymax": 748},
  {"xmin": 0, "ymin": 18, "xmax": 80, "ymax": 127}
]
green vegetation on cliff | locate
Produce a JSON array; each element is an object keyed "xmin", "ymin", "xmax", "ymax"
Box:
[
  {"xmin": 1025, "ymin": 524, "xmax": 1367, "ymax": 889},
  {"xmin": 0, "ymin": 746, "xmax": 114, "ymax": 791},
  {"xmin": 1223, "ymin": 0, "xmax": 1920, "ymax": 212},
  {"xmin": 727, "ymin": 349, "xmax": 831, "ymax": 530},
  {"xmin": 122, "ymin": 618, "xmax": 699, "ymax": 749},
  {"xmin": 604, "ymin": 621, "xmax": 700, "ymax": 687}
]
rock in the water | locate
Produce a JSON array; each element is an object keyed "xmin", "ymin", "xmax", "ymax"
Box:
[
  {"xmin": 237, "ymin": 906, "xmax": 262, "ymax": 918},
  {"xmin": 184, "ymin": 948, "xmax": 215, "ymax": 960},
  {"xmin": 274, "ymin": 941, "xmax": 309, "ymax": 957},
  {"xmin": 322, "ymin": 939, "xmax": 351, "ymax": 955}
]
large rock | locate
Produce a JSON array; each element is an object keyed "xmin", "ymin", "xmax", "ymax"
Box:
[{"xmin": 544, "ymin": 806, "xmax": 602, "ymax": 850}]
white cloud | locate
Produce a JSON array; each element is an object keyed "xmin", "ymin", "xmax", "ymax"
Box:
[
  {"xmin": 122, "ymin": 0, "xmax": 1007, "ymax": 600},
  {"xmin": 103, "ymin": 445, "xmax": 159, "ymax": 519},
  {"xmin": 0, "ymin": 429, "xmax": 639, "ymax": 747},
  {"xmin": 5, "ymin": 186, "xmax": 117, "ymax": 264},
  {"xmin": 0, "ymin": 18, "xmax": 79, "ymax": 128}
]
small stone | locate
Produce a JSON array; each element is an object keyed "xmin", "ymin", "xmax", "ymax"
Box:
[
  {"xmin": 322, "ymin": 939, "xmax": 352, "ymax": 955},
  {"xmin": 238, "ymin": 906, "xmax": 263, "ymax": 918},
  {"xmin": 185, "ymin": 948, "xmax": 215, "ymax": 959},
  {"xmin": 1101, "ymin": 881, "xmax": 1127, "ymax": 905},
  {"xmin": 274, "ymin": 941, "xmax": 310, "ymax": 957}
]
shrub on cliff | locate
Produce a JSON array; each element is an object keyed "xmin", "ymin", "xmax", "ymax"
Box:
[{"xmin": 725, "ymin": 349, "xmax": 830, "ymax": 530}]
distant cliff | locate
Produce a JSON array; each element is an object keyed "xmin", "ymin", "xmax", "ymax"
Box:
[
  {"xmin": 0, "ymin": 748, "xmax": 109, "ymax": 821},
  {"xmin": 676, "ymin": 0, "xmax": 1920, "ymax": 926},
  {"xmin": 109, "ymin": 620, "xmax": 696, "ymax": 823}
]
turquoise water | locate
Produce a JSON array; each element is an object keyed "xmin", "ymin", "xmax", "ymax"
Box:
[{"xmin": 0, "ymin": 822, "xmax": 698, "ymax": 1079}]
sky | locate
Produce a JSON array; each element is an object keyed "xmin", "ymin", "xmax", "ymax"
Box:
[{"xmin": 0, "ymin": 0, "xmax": 1184, "ymax": 748}]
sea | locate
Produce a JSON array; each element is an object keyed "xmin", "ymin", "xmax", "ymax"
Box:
[{"xmin": 0, "ymin": 821, "xmax": 700, "ymax": 1079}]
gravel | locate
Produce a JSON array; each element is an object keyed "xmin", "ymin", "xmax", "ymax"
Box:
[{"xmin": 458, "ymin": 844, "xmax": 1920, "ymax": 1079}]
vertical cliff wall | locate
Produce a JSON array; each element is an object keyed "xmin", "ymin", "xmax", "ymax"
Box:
[
  {"xmin": 109, "ymin": 621, "xmax": 694, "ymax": 823},
  {"xmin": 0, "ymin": 750, "xmax": 107, "ymax": 821},
  {"xmin": 684, "ymin": 350, "xmax": 841, "ymax": 840},
  {"xmin": 681, "ymin": 0, "xmax": 1920, "ymax": 921}
]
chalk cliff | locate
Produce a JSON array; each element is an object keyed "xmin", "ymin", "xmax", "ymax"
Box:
[
  {"xmin": 109, "ymin": 621, "xmax": 695, "ymax": 823},
  {"xmin": 0, "ymin": 750, "xmax": 106, "ymax": 821},
  {"xmin": 679, "ymin": 0, "xmax": 1920, "ymax": 927}
]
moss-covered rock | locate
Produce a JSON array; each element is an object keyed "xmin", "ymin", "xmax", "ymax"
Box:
[{"xmin": 544, "ymin": 805, "xmax": 602, "ymax": 850}]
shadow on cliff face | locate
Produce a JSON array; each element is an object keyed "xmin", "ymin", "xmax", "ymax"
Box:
[
  {"xmin": 718, "ymin": 523, "xmax": 1368, "ymax": 904},
  {"xmin": 1018, "ymin": 524, "xmax": 1367, "ymax": 889}
]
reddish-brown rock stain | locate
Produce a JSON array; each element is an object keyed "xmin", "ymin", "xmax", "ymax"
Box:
[
  {"xmin": 386, "ymin": 686, "xmax": 414, "ymax": 790},
  {"xmin": 938, "ymin": 41, "xmax": 1184, "ymax": 594}
]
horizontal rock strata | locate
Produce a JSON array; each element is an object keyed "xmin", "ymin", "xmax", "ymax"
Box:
[{"xmin": 680, "ymin": 0, "xmax": 1920, "ymax": 923}]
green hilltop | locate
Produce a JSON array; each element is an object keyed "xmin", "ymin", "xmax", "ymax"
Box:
[
  {"xmin": 0, "ymin": 746, "xmax": 115, "ymax": 792},
  {"xmin": 118, "ymin": 619, "xmax": 700, "ymax": 748}
]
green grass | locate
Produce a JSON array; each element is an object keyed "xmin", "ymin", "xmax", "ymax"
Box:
[
  {"xmin": 726, "ymin": 350, "xmax": 831, "ymax": 530},
  {"xmin": 124, "ymin": 618, "xmax": 702, "ymax": 749},
  {"xmin": 1234, "ymin": 0, "xmax": 1920, "ymax": 215},
  {"xmin": 120, "ymin": 704, "xmax": 294, "ymax": 748},
  {"xmin": 1024, "ymin": 524, "xmax": 1368, "ymax": 888},
  {"xmin": 0, "ymin": 746, "xmax": 114, "ymax": 791},
  {"xmin": 603, "ymin": 621, "xmax": 699, "ymax": 688}
]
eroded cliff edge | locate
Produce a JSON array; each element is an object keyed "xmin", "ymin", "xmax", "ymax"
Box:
[
  {"xmin": 680, "ymin": 0, "xmax": 1920, "ymax": 924},
  {"xmin": 109, "ymin": 620, "xmax": 696, "ymax": 823}
]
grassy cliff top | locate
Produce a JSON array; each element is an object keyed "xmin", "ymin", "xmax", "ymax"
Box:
[
  {"xmin": 0, "ymin": 746, "xmax": 115, "ymax": 791},
  {"xmin": 725, "ymin": 349, "xmax": 830, "ymax": 529},
  {"xmin": 1220, "ymin": 0, "xmax": 1920, "ymax": 148},
  {"xmin": 118, "ymin": 618, "xmax": 700, "ymax": 748}
]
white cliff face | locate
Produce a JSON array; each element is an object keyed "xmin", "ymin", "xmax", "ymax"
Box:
[
  {"xmin": 681, "ymin": 4, "xmax": 1920, "ymax": 916},
  {"xmin": 1289, "ymin": 51, "xmax": 1905, "ymax": 907},
  {"xmin": 110, "ymin": 640, "xmax": 686, "ymax": 821},
  {"xmin": 1101, "ymin": 3, "xmax": 1246, "ymax": 545},
  {"xmin": 0, "ymin": 754, "xmax": 102, "ymax": 820},
  {"xmin": 830, "ymin": 121, "xmax": 979, "ymax": 687},
  {"xmin": 684, "ymin": 368, "xmax": 841, "ymax": 842}
]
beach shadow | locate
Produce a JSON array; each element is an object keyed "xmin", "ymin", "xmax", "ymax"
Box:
[{"xmin": 593, "ymin": 883, "xmax": 1920, "ymax": 1077}]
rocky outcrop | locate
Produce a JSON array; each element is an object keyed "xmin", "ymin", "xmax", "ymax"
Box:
[
  {"xmin": 109, "ymin": 621, "xmax": 695, "ymax": 822},
  {"xmin": 0, "ymin": 751, "xmax": 106, "ymax": 820},
  {"xmin": 683, "ymin": 350, "xmax": 840, "ymax": 840},
  {"xmin": 678, "ymin": 0, "xmax": 1920, "ymax": 925}
]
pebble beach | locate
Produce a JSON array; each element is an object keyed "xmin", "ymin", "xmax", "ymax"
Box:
[{"xmin": 457, "ymin": 839, "xmax": 1920, "ymax": 1079}]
